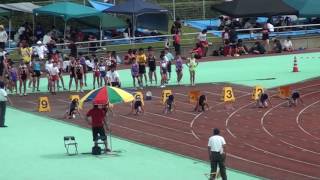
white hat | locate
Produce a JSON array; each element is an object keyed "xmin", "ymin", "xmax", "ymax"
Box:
[{"xmin": 37, "ymin": 41, "xmax": 42, "ymax": 45}]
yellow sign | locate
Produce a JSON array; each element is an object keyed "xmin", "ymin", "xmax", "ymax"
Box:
[
  {"xmin": 69, "ymin": 95, "xmax": 80, "ymax": 101},
  {"xmin": 279, "ymin": 86, "xmax": 290, "ymax": 99},
  {"xmin": 252, "ymin": 86, "xmax": 264, "ymax": 100},
  {"xmin": 188, "ymin": 90, "xmax": 200, "ymax": 104},
  {"xmin": 161, "ymin": 89, "xmax": 172, "ymax": 104},
  {"xmin": 38, "ymin": 97, "xmax": 51, "ymax": 112},
  {"xmin": 221, "ymin": 87, "xmax": 235, "ymax": 102},
  {"xmin": 134, "ymin": 91, "xmax": 144, "ymax": 105}
]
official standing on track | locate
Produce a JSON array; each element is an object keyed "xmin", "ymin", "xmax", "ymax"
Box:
[
  {"xmin": 0, "ymin": 81, "xmax": 12, "ymax": 127},
  {"xmin": 208, "ymin": 128, "xmax": 227, "ymax": 180}
]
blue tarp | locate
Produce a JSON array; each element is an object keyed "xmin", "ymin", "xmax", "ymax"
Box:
[
  {"xmin": 88, "ymin": 0, "xmax": 113, "ymax": 11},
  {"xmin": 284, "ymin": 0, "xmax": 320, "ymax": 18}
]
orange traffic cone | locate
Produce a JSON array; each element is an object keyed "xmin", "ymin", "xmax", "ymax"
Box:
[{"xmin": 293, "ymin": 56, "xmax": 299, "ymax": 72}]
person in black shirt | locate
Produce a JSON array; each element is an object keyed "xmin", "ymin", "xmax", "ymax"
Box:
[
  {"xmin": 272, "ymin": 39, "xmax": 282, "ymax": 53},
  {"xmin": 257, "ymin": 92, "xmax": 272, "ymax": 108},
  {"xmin": 147, "ymin": 46, "xmax": 157, "ymax": 85},
  {"xmin": 164, "ymin": 94, "xmax": 175, "ymax": 114},
  {"xmin": 194, "ymin": 95, "xmax": 209, "ymax": 112},
  {"xmin": 288, "ymin": 91, "xmax": 303, "ymax": 107}
]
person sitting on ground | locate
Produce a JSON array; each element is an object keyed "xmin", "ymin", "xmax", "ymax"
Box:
[
  {"xmin": 131, "ymin": 94, "xmax": 144, "ymax": 115},
  {"xmin": 257, "ymin": 92, "xmax": 272, "ymax": 108},
  {"xmin": 65, "ymin": 98, "xmax": 81, "ymax": 119},
  {"xmin": 191, "ymin": 43, "xmax": 203, "ymax": 58},
  {"xmin": 164, "ymin": 94, "xmax": 176, "ymax": 114},
  {"xmin": 272, "ymin": 39, "xmax": 282, "ymax": 53},
  {"xmin": 194, "ymin": 94, "xmax": 209, "ymax": 112},
  {"xmin": 283, "ymin": 36, "xmax": 294, "ymax": 52},
  {"xmin": 250, "ymin": 41, "xmax": 266, "ymax": 54},
  {"xmin": 236, "ymin": 39, "xmax": 248, "ymax": 55},
  {"xmin": 288, "ymin": 91, "xmax": 303, "ymax": 107}
]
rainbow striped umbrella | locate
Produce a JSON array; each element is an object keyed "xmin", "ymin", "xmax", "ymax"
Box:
[{"xmin": 79, "ymin": 86, "xmax": 134, "ymax": 108}]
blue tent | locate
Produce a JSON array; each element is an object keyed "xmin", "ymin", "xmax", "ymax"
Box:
[
  {"xmin": 104, "ymin": 0, "xmax": 168, "ymax": 35},
  {"xmin": 284, "ymin": 0, "xmax": 320, "ymax": 17},
  {"xmin": 88, "ymin": 0, "xmax": 114, "ymax": 11}
]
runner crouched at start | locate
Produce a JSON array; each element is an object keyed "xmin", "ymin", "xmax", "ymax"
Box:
[
  {"xmin": 194, "ymin": 94, "xmax": 209, "ymax": 112},
  {"xmin": 288, "ymin": 91, "xmax": 303, "ymax": 107},
  {"xmin": 164, "ymin": 94, "xmax": 175, "ymax": 114},
  {"xmin": 257, "ymin": 92, "xmax": 272, "ymax": 108},
  {"xmin": 131, "ymin": 95, "xmax": 144, "ymax": 115}
]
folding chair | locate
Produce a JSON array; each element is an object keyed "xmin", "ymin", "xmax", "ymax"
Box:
[{"xmin": 64, "ymin": 136, "xmax": 78, "ymax": 155}]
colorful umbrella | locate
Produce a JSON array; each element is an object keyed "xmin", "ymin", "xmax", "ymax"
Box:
[{"xmin": 79, "ymin": 86, "xmax": 134, "ymax": 108}]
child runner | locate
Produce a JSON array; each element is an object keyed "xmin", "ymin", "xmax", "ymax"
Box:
[
  {"xmin": 7, "ymin": 62, "xmax": 18, "ymax": 94},
  {"xmin": 32, "ymin": 58, "xmax": 41, "ymax": 92},
  {"xmin": 131, "ymin": 94, "xmax": 144, "ymax": 115},
  {"xmin": 49, "ymin": 62, "xmax": 59, "ymax": 95},
  {"xmin": 186, "ymin": 54, "xmax": 199, "ymax": 86},
  {"xmin": 99, "ymin": 58, "xmax": 107, "ymax": 86},
  {"xmin": 57, "ymin": 51, "xmax": 67, "ymax": 91},
  {"xmin": 165, "ymin": 48, "xmax": 174, "ymax": 80},
  {"xmin": 160, "ymin": 53, "xmax": 168, "ymax": 88},
  {"xmin": 92, "ymin": 62, "xmax": 100, "ymax": 89},
  {"xmin": 257, "ymin": 92, "xmax": 272, "ymax": 108},
  {"xmin": 164, "ymin": 94, "xmax": 176, "ymax": 114},
  {"xmin": 147, "ymin": 46, "xmax": 157, "ymax": 85},
  {"xmin": 65, "ymin": 98, "xmax": 81, "ymax": 119},
  {"xmin": 18, "ymin": 60, "xmax": 28, "ymax": 96},
  {"xmin": 288, "ymin": 91, "xmax": 303, "ymax": 107},
  {"xmin": 45, "ymin": 59, "xmax": 53, "ymax": 91},
  {"xmin": 79, "ymin": 53, "xmax": 87, "ymax": 87},
  {"xmin": 68, "ymin": 57, "xmax": 77, "ymax": 91},
  {"xmin": 194, "ymin": 94, "xmax": 209, "ymax": 112},
  {"xmin": 75, "ymin": 59, "xmax": 84, "ymax": 92},
  {"xmin": 131, "ymin": 58, "xmax": 140, "ymax": 89},
  {"xmin": 175, "ymin": 53, "xmax": 183, "ymax": 85},
  {"xmin": 136, "ymin": 48, "xmax": 148, "ymax": 88}
]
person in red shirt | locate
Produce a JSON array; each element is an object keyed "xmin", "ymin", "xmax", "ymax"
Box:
[{"xmin": 86, "ymin": 104, "xmax": 110, "ymax": 152}]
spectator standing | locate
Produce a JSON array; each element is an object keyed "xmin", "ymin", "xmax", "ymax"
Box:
[
  {"xmin": 208, "ymin": 128, "xmax": 227, "ymax": 180},
  {"xmin": 33, "ymin": 41, "xmax": 48, "ymax": 61},
  {"xmin": 136, "ymin": 48, "xmax": 148, "ymax": 88},
  {"xmin": 197, "ymin": 29, "xmax": 209, "ymax": 57},
  {"xmin": 0, "ymin": 81, "xmax": 12, "ymax": 128},
  {"xmin": 0, "ymin": 50, "xmax": 5, "ymax": 80},
  {"xmin": 165, "ymin": 48, "xmax": 174, "ymax": 80},
  {"xmin": 107, "ymin": 68, "xmax": 121, "ymax": 87},
  {"xmin": 173, "ymin": 31, "xmax": 181, "ymax": 56},
  {"xmin": 0, "ymin": 25, "xmax": 8, "ymax": 50},
  {"xmin": 261, "ymin": 24, "xmax": 270, "ymax": 51},
  {"xmin": 147, "ymin": 47, "xmax": 157, "ymax": 85},
  {"xmin": 175, "ymin": 53, "xmax": 183, "ymax": 85}
]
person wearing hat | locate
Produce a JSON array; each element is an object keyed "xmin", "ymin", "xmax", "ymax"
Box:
[
  {"xmin": 33, "ymin": 40, "xmax": 48, "ymax": 61},
  {"xmin": 0, "ymin": 25, "xmax": 8, "ymax": 50},
  {"xmin": 0, "ymin": 81, "xmax": 12, "ymax": 127},
  {"xmin": 208, "ymin": 128, "xmax": 227, "ymax": 180}
]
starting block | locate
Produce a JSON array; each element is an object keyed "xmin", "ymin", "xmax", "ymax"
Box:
[
  {"xmin": 38, "ymin": 96, "xmax": 51, "ymax": 112},
  {"xmin": 134, "ymin": 91, "xmax": 144, "ymax": 105},
  {"xmin": 279, "ymin": 86, "xmax": 290, "ymax": 99},
  {"xmin": 161, "ymin": 89, "xmax": 172, "ymax": 104},
  {"xmin": 252, "ymin": 85, "xmax": 264, "ymax": 100},
  {"xmin": 221, "ymin": 87, "xmax": 235, "ymax": 102},
  {"xmin": 69, "ymin": 94, "xmax": 80, "ymax": 101},
  {"xmin": 188, "ymin": 90, "xmax": 200, "ymax": 104}
]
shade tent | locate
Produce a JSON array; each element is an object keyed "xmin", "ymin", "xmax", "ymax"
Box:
[
  {"xmin": 0, "ymin": 8, "xmax": 10, "ymax": 18},
  {"xmin": 77, "ymin": 13, "xmax": 126, "ymax": 29},
  {"xmin": 33, "ymin": 2, "xmax": 101, "ymax": 21},
  {"xmin": 284, "ymin": 0, "xmax": 320, "ymax": 18},
  {"xmin": 211, "ymin": 0, "xmax": 298, "ymax": 17},
  {"xmin": 104, "ymin": 0, "xmax": 169, "ymax": 35},
  {"xmin": 33, "ymin": 2, "xmax": 125, "ymax": 40},
  {"xmin": 0, "ymin": 3, "xmax": 40, "ymax": 13}
]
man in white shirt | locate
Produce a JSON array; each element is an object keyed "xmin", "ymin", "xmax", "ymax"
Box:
[
  {"xmin": 208, "ymin": 128, "xmax": 227, "ymax": 180},
  {"xmin": 0, "ymin": 81, "xmax": 12, "ymax": 127},
  {"xmin": 0, "ymin": 25, "xmax": 8, "ymax": 50},
  {"xmin": 33, "ymin": 41, "xmax": 48, "ymax": 60},
  {"xmin": 107, "ymin": 68, "xmax": 120, "ymax": 87}
]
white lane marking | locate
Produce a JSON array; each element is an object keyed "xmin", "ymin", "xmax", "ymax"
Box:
[
  {"xmin": 296, "ymin": 100, "xmax": 320, "ymax": 140},
  {"xmin": 261, "ymin": 90, "xmax": 320, "ymax": 155},
  {"xmin": 144, "ymin": 112, "xmax": 190, "ymax": 124},
  {"xmin": 118, "ymin": 115, "xmax": 192, "ymax": 135},
  {"xmin": 112, "ymin": 123, "xmax": 320, "ymax": 180}
]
